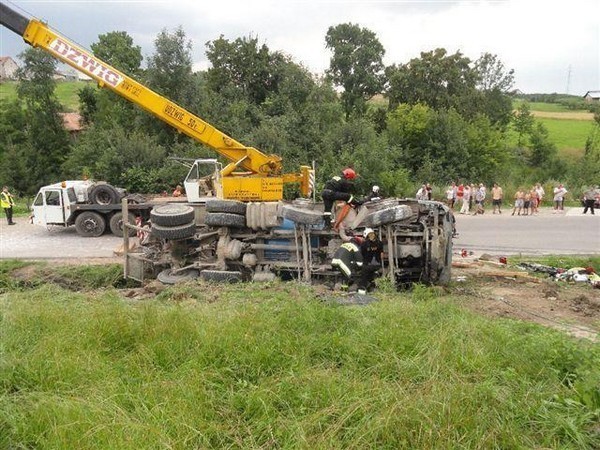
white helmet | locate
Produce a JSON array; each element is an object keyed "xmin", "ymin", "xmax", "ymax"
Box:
[
  {"xmin": 363, "ymin": 227, "xmax": 375, "ymax": 238},
  {"xmin": 372, "ymin": 185, "xmax": 380, "ymax": 192}
]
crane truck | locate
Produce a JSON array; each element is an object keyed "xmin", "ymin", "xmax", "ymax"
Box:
[{"xmin": 1, "ymin": 3, "xmax": 453, "ymax": 287}]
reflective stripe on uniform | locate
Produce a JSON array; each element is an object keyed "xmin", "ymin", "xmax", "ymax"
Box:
[{"xmin": 331, "ymin": 258, "xmax": 351, "ymax": 277}]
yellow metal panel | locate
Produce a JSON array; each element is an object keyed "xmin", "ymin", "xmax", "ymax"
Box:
[{"xmin": 222, "ymin": 177, "xmax": 283, "ymax": 201}]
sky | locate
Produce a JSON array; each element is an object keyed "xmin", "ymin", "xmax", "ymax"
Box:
[{"xmin": 1, "ymin": 0, "xmax": 598, "ymax": 95}]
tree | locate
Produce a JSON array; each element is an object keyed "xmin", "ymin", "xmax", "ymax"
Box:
[
  {"xmin": 474, "ymin": 53, "xmax": 515, "ymax": 128},
  {"xmin": 529, "ymin": 122, "xmax": 557, "ymax": 167},
  {"xmin": 84, "ymin": 31, "xmax": 143, "ymax": 129},
  {"xmin": 90, "ymin": 31, "xmax": 143, "ymax": 75},
  {"xmin": 146, "ymin": 27, "xmax": 194, "ymax": 105},
  {"xmin": 474, "ymin": 53, "xmax": 514, "ymax": 92},
  {"xmin": 325, "ymin": 23, "xmax": 385, "ymax": 119},
  {"xmin": 12, "ymin": 48, "xmax": 70, "ymax": 194},
  {"xmin": 385, "ymin": 48, "xmax": 477, "ymax": 117},
  {"xmin": 513, "ymin": 102, "xmax": 535, "ymax": 147},
  {"xmin": 145, "ymin": 27, "xmax": 198, "ymax": 145},
  {"xmin": 206, "ymin": 35, "xmax": 277, "ymax": 105}
]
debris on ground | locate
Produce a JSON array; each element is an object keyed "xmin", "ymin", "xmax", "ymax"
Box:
[{"xmin": 517, "ymin": 262, "xmax": 600, "ymax": 288}]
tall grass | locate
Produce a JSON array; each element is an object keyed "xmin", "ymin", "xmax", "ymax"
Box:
[{"xmin": 1, "ymin": 274, "xmax": 598, "ymax": 449}]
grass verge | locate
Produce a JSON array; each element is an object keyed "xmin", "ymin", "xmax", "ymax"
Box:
[{"xmin": 0, "ymin": 263, "xmax": 599, "ymax": 448}]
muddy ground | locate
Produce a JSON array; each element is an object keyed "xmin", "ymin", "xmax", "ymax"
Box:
[{"xmin": 449, "ymin": 260, "xmax": 599, "ymax": 341}]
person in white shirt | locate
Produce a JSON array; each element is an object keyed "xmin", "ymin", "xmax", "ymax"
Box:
[
  {"xmin": 553, "ymin": 184, "xmax": 567, "ymax": 212},
  {"xmin": 460, "ymin": 184, "xmax": 471, "ymax": 214}
]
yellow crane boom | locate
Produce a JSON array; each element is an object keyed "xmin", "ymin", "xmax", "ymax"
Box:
[{"xmin": 0, "ymin": 2, "xmax": 313, "ymax": 201}]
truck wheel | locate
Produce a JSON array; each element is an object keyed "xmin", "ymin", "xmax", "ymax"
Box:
[
  {"xmin": 89, "ymin": 184, "xmax": 121, "ymax": 205},
  {"xmin": 109, "ymin": 212, "xmax": 136, "ymax": 237},
  {"xmin": 199, "ymin": 270, "xmax": 242, "ymax": 283},
  {"xmin": 157, "ymin": 268, "xmax": 199, "ymax": 285},
  {"xmin": 362, "ymin": 205, "xmax": 412, "ymax": 227},
  {"xmin": 281, "ymin": 204, "xmax": 323, "ymax": 225},
  {"xmin": 204, "ymin": 212, "xmax": 246, "ymax": 228},
  {"xmin": 74, "ymin": 211, "xmax": 106, "ymax": 237},
  {"xmin": 150, "ymin": 204, "xmax": 195, "ymax": 227},
  {"xmin": 152, "ymin": 221, "xmax": 196, "ymax": 240},
  {"xmin": 206, "ymin": 199, "xmax": 247, "ymax": 215}
]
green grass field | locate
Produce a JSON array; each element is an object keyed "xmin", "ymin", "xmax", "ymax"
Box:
[
  {"xmin": 505, "ymin": 116, "xmax": 596, "ymax": 157},
  {"xmin": 537, "ymin": 117, "xmax": 596, "ymax": 157},
  {"xmin": 1, "ymin": 262, "xmax": 599, "ymax": 449},
  {"xmin": 0, "ymin": 80, "xmax": 91, "ymax": 112},
  {"xmin": 513, "ymin": 100, "xmax": 590, "ymax": 113}
]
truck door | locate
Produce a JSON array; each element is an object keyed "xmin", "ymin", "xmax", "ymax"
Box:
[{"xmin": 32, "ymin": 189, "xmax": 66, "ymax": 226}]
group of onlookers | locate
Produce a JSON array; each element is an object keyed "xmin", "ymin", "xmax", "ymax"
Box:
[{"xmin": 429, "ymin": 181, "xmax": 599, "ymax": 216}]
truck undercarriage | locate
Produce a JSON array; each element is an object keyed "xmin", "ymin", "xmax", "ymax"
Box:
[{"xmin": 125, "ymin": 198, "xmax": 453, "ymax": 288}]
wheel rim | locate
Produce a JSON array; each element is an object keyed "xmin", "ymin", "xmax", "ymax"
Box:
[
  {"xmin": 82, "ymin": 217, "xmax": 99, "ymax": 233},
  {"xmin": 95, "ymin": 191, "xmax": 112, "ymax": 205}
]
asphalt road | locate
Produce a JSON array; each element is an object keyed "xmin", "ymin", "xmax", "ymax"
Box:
[
  {"xmin": 0, "ymin": 206, "xmax": 598, "ymax": 260},
  {"xmin": 454, "ymin": 207, "xmax": 600, "ymax": 255},
  {"xmin": 0, "ymin": 220, "xmax": 122, "ymax": 259}
]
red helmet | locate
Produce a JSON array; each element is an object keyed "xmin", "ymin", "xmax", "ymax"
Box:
[{"xmin": 342, "ymin": 168, "xmax": 356, "ymax": 180}]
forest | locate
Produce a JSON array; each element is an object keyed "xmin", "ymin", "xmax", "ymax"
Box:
[{"xmin": 0, "ymin": 23, "xmax": 598, "ymax": 199}]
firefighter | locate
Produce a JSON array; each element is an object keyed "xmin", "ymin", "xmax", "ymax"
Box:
[
  {"xmin": 331, "ymin": 236, "xmax": 364, "ymax": 286},
  {"xmin": 359, "ymin": 228, "xmax": 384, "ymax": 294},
  {"xmin": 365, "ymin": 185, "xmax": 382, "ymax": 201},
  {"xmin": 332, "ymin": 228, "xmax": 384, "ymax": 295},
  {"xmin": 321, "ymin": 168, "xmax": 359, "ymax": 226},
  {"xmin": 1, "ymin": 186, "xmax": 16, "ymax": 225}
]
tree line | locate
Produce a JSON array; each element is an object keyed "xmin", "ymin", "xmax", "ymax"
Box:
[{"xmin": 0, "ymin": 23, "xmax": 598, "ymax": 198}]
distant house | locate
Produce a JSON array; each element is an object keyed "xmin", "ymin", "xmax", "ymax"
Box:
[
  {"xmin": 583, "ymin": 91, "xmax": 600, "ymax": 102},
  {"xmin": 0, "ymin": 56, "xmax": 19, "ymax": 80},
  {"xmin": 53, "ymin": 70, "xmax": 68, "ymax": 81},
  {"xmin": 59, "ymin": 112, "xmax": 83, "ymax": 136}
]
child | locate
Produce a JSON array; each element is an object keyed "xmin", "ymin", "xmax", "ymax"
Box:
[{"xmin": 512, "ymin": 188, "xmax": 524, "ymax": 216}]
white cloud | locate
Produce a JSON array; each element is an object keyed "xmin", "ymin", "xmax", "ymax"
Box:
[{"xmin": 1, "ymin": 0, "xmax": 598, "ymax": 94}]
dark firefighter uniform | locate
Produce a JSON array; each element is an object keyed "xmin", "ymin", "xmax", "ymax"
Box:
[
  {"xmin": 321, "ymin": 169, "xmax": 356, "ymax": 222},
  {"xmin": 331, "ymin": 239, "xmax": 364, "ymax": 280},
  {"xmin": 359, "ymin": 231, "xmax": 384, "ymax": 291}
]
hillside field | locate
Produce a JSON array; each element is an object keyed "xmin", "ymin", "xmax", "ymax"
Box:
[{"xmin": 0, "ymin": 80, "xmax": 90, "ymax": 112}]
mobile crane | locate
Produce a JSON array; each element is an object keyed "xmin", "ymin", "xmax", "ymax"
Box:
[
  {"xmin": 0, "ymin": 2, "xmax": 312, "ymax": 202},
  {"xmin": 1, "ymin": 2, "xmax": 452, "ymax": 286}
]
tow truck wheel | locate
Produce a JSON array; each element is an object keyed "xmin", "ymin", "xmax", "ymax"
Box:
[
  {"xmin": 89, "ymin": 183, "xmax": 121, "ymax": 205},
  {"xmin": 74, "ymin": 211, "xmax": 106, "ymax": 237},
  {"xmin": 109, "ymin": 212, "xmax": 136, "ymax": 237}
]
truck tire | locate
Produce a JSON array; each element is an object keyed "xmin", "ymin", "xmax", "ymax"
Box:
[
  {"xmin": 206, "ymin": 199, "xmax": 247, "ymax": 215},
  {"xmin": 109, "ymin": 212, "xmax": 136, "ymax": 237},
  {"xmin": 157, "ymin": 268, "xmax": 199, "ymax": 285},
  {"xmin": 281, "ymin": 204, "xmax": 323, "ymax": 225},
  {"xmin": 89, "ymin": 184, "xmax": 121, "ymax": 205},
  {"xmin": 362, "ymin": 205, "xmax": 412, "ymax": 227},
  {"xmin": 74, "ymin": 211, "xmax": 106, "ymax": 237},
  {"xmin": 199, "ymin": 270, "xmax": 242, "ymax": 283},
  {"xmin": 152, "ymin": 221, "xmax": 196, "ymax": 240},
  {"xmin": 204, "ymin": 212, "xmax": 246, "ymax": 228},
  {"xmin": 150, "ymin": 204, "xmax": 195, "ymax": 227}
]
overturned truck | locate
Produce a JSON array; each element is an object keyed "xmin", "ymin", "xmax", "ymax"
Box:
[{"xmin": 124, "ymin": 198, "xmax": 453, "ymax": 287}]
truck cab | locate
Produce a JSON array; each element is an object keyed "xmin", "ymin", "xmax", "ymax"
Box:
[{"xmin": 31, "ymin": 180, "xmax": 92, "ymax": 227}]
